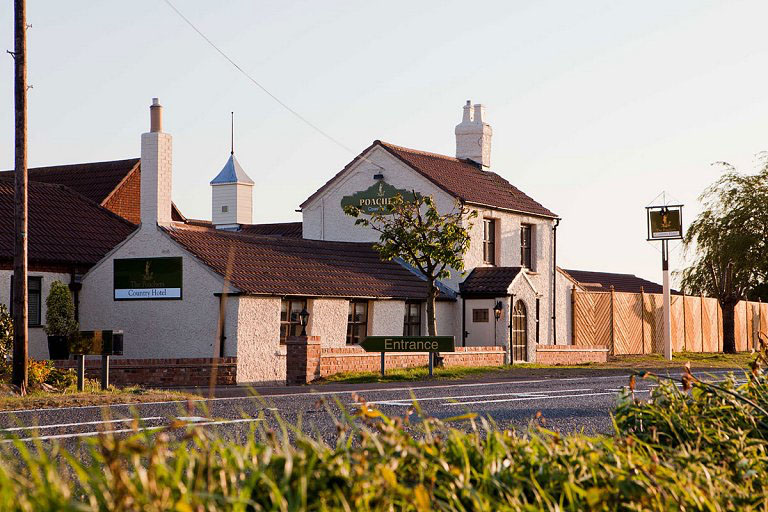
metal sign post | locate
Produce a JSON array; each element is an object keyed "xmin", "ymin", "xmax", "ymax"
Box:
[{"xmin": 647, "ymin": 202, "xmax": 683, "ymax": 361}]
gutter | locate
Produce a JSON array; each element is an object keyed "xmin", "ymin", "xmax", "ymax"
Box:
[{"xmin": 552, "ymin": 217, "xmax": 561, "ymax": 343}]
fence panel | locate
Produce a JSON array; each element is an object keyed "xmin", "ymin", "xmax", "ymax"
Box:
[
  {"xmin": 642, "ymin": 293, "xmax": 664, "ymax": 354},
  {"xmin": 573, "ymin": 292, "xmax": 612, "ymax": 349},
  {"xmin": 670, "ymin": 295, "xmax": 685, "ymax": 352},
  {"xmin": 613, "ymin": 292, "xmax": 643, "ymax": 355},
  {"xmin": 701, "ymin": 298, "xmax": 720, "ymax": 352},
  {"xmin": 761, "ymin": 303, "xmax": 768, "ymax": 343},
  {"xmin": 735, "ymin": 301, "xmax": 748, "ymax": 352},
  {"xmin": 683, "ymin": 296, "xmax": 702, "ymax": 352}
]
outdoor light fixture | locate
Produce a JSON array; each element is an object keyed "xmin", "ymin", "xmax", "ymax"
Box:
[
  {"xmin": 299, "ymin": 308, "xmax": 310, "ymax": 336},
  {"xmin": 493, "ymin": 301, "xmax": 503, "ymax": 320}
]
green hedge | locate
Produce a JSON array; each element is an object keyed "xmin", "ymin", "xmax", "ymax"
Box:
[{"xmin": 0, "ymin": 368, "xmax": 767, "ymax": 510}]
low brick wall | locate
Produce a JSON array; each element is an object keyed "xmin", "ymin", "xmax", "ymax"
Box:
[
  {"xmin": 54, "ymin": 357, "xmax": 237, "ymax": 387},
  {"xmin": 535, "ymin": 344, "xmax": 608, "ymax": 365},
  {"xmin": 319, "ymin": 346, "xmax": 505, "ymax": 377}
]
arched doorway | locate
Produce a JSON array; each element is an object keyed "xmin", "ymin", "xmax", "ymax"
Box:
[{"xmin": 510, "ymin": 300, "xmax": 528, "ymax": 362}]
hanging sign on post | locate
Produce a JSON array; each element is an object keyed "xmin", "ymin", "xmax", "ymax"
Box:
[{"xmin": 646, "ymin": 205, "xmax": 684, "ymax": 240}]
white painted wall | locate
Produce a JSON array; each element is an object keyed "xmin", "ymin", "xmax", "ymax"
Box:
[
  {"xmin": 79, "ymin": 225, "xmax": 225, "ymax": 359},
  {"xmin": 369, "ymin": 300, "xmax": 405, "ymax": 336},
  {"xmin": 509, "ymin": 276, "xmax": 541, "ymax": 362},
  {"xmin": 0, "ymin": 269, "xmax": 71, "ymax": 359},
  {"xmin": 555, "ymin": 269, "xmax": 577, "ymax": 345},
  {"xmin": 211, "ymin": 183, "xmax": 253, "ymax": 226},
  {"xmin": 308, "ymin": 298, "xmax": 348, "ymax": 347},
  {"xmin": 231, "ymin": 296, "xmax": 285, "ymax": 385}
]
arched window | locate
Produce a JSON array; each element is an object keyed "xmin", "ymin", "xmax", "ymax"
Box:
[{"xmin": 511, "ymin": 300, "xmax": 528, "ymax": 362}]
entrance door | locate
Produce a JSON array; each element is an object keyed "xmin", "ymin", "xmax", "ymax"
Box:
[
  {"xmin": 463, "ymin": 299, "xmax": 496, "ymax": 346},
  {"xmin": 510, "ymin": 300, "xmax": 528, "ymax": 362}
]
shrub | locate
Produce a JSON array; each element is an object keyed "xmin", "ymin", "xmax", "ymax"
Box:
[
  {"xmin": 43, "ymin": 281, "xmax": 77, "ymax": 337},
  {"xmin": 0, "ymin": 304, "xmax": 12, "ymax": 362}
]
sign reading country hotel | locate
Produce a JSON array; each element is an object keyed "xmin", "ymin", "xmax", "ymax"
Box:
[
  {"xmin": 114, "ymin": 257, "xmax": 182, "ymax": 300},
  {"xmin": 340, "ymin": 181, "xmax": 415, "ymax": 214}
]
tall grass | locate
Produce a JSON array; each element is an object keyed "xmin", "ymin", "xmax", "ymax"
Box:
[{"xmin": 1, "ymin": 365, "xmax": 768, "ymax": 510}]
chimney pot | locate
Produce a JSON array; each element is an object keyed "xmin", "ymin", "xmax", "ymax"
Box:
[{"xmin": 150, "ymin": 98, "xmax": 162, "ymax": 133}]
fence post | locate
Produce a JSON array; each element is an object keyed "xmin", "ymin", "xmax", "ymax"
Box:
[
  {"xmin": 610, "ymin": 286, "xmax": 615, "ymax": 355},
  {"xmin": 700, "ymin": 292, "xmax": 705, "ymax": 353},
  {"xmin": 571, "ymin": 287, "xmax": 576, "ymax": 345},
  {"xmin": 640, "ymin": 287, "xmax": 645, "ymax": 355}
]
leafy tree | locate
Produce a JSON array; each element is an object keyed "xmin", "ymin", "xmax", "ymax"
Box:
[
  {"xmin": 680, "ymin": 157, "xmax": 768, "ymax": 353},
  {"xmin": 43, "ymin": 281, "xmax": 78, "ymax": 337},
  {"xmin": 344, "ymin": 193, "xmax": 476, "ymax": 337}
]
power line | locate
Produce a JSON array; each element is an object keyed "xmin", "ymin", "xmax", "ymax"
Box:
[{"xmin": 162, "ymin": 0, "xmax": 359, "ymax": 158}]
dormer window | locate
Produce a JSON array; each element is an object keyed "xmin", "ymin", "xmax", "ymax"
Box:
[{"xmin": 483, "ymin": 218, "xmax": 496, "ymax": 265}]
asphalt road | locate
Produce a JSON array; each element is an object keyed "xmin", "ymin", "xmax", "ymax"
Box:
[{"xmin": 0, "ymin": 367, "xmax": 747, "ymax": 449}]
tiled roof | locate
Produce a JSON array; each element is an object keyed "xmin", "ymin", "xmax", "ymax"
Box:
[
  {"xmin": 163, "ymin": 224, "xmax": 448, "ymax": 299},
  {"xmin": 301, "ymin": 140, "xmax": 556, "ymax": 218},
  {"xmin": 562, "ymin": 268, "xmax": 680, "ymax": 295},
  {"xmin": 460, "ymin": 267, "xmax": 522, "ymax": 296},
  {"xmin": 0, "ymin": 159, "xmax": 185, "ymax": 222},
  {"xmin": 241, "ymin": 222, "xmax": 303, "ymax": 238},
  {"xmin": 0, "ymin": 178, "xmax": 137, "ymax": 268},
  {"xmin": 0, "ymin": 158, "xmax": 140, "ymax": 205},
  {"xmin": 183, "ymin": 220, "xmax": 303, "ymax": 238}
]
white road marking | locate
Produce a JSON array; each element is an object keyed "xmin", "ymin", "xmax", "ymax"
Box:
[
  {"xmin": 357, "ymin": 388, "xmax": 594, "ymax": 406},
  {"xmin": 446, "ymin": 391, "xmax": 616, "ymax": 406},
  {"xmin": 1, "ymin": 417, "xmax": 262, "ymax": 443},
  {"xmin": 0, "ymin": 369, "xmax": 742, "ymax": 416},
  {"xmin": 0, "ymin": 416, "xmax": 163, "ymax": 433}
]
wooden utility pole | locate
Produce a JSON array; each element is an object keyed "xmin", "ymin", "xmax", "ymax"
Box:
[{"xmin": 12, "ymin": 0, "xmax": 28, "ymax": 393}]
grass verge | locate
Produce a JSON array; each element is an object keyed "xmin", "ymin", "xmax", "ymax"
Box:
[
  {"xmin": 318, "ymin": 365, "xmax": 507, "ymax": 384},
  {"xmin": 0, "ymin": 385, "xmax": 200, "ymax": 411}
]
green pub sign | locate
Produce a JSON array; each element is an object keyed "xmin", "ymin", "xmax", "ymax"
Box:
[
  {"xmin": 340, "ymin": 180, "xmax": 416, "ymax": 215},
  {"xmin": 114, "ymin": 257, "xmax": 183, "ymax": 300}
]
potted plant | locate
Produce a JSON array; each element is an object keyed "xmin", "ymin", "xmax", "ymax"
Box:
[{"xmin": 44, "ymin": 281, "xmax": 78, "ymax": 360}]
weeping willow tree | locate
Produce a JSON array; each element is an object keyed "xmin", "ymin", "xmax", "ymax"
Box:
[{"xmin": 680, "ymin": 156, "xmax": 768, "ymax": 353}]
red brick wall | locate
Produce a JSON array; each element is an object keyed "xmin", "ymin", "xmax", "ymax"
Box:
[
  {"xmin": 319, "ymin": 346, "xmax": 505, "ymax": 378},
  {"xmin": 535, "ymin": 345, "xmax": 608, "ymax": 365},
  {"xmin": 103, "ymin": 168, "xmax": 141, "ymax": 224},
  {"xmin": 54, "ymin": 357, "xmax": 236, "ymax": 387}
]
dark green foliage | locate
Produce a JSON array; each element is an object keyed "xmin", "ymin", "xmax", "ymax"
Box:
[{"xmin": 43, "ymin": 281, "xmax": 78, "ymax": 337}]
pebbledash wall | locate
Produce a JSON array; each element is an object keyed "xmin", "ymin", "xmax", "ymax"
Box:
[{"xmin": 0, "ymin": 269, "xmax": 71, "ymax": 359}]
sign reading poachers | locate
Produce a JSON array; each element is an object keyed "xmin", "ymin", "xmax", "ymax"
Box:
[
  {"xmin": 340, "ymin": 181, "xmax": 416, "ymax": 215},
  {"xmin": 114, "ymin": 257, "xmax": 182, "ymax": 300},
  {"xmin": 647, "ymin": 206, "xmax": 683, "ymax": 240},
  {"xmin": 360, "ymin": 336, "xmax": 455, "ymax": 353}
]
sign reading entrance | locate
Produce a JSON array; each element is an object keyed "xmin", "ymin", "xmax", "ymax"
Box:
[
  {"xmin": 114, "ymin": 257, "xmax": 182, "ymax": 300},
  {"xmin": 646, "ymin": 205, "xmax": 683, "ymax": 240},
  {"xmin": 340, "ymin": 181, "xmax": 416, "ymax": 215},
  {"xmin": 361, "ymin": 336, "xmax": 455, "ymax": 353}
]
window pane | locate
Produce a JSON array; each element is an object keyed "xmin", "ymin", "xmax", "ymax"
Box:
[
  {"xmin": 280, "ymin": 301, "xmax": 288, "ymax": 322},
  {"xmin": 355, "ymin": 302, "xmax": 367, "ymax": 322}
]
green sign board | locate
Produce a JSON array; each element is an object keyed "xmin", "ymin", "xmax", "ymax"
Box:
[
  {"xmin": 114, "ymin": 257, "xmax": 183, "ymax": 300},
  {"xmin": 360, "ymin": 336, "xmax": 455, "ymax": 353},
  {"xmin": 340, "ymin": 181, "xmax": 416, "ymax": 215}
]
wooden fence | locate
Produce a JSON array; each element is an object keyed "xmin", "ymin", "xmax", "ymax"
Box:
[{"xmin": 572, "ymin": 289, "xmax": 766, "ymax": 354}]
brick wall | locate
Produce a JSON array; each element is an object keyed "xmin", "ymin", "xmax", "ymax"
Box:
[
  {"xmin": 535, "ymin": 345, "xmax": 608, "ymax": 365},
  {"xmin": 103, "ymin": 168, "xmax": 141, "ymax": 224},
  {"xmin": 54, "ymin": 357, "xmax": 236, "ymax": 387},
  {"xmin": 319, "ymin": 346, "xmax": 505, "ymax": 378}
]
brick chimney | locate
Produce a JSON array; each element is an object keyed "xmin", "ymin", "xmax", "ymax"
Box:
[
  {"xmin": 455, "ymin": 100, "xmax": 492, "ymax": 168},
  {"xmin": 140, "ymin": 98, "xmax": 173, "ymax": 227}
]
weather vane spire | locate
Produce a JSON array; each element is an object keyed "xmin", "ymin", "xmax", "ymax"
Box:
[{"xmin": 230, "ymin": 111, "xmax": 234, "ymax": 155}]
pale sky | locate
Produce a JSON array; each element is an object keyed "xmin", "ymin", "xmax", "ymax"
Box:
[{"xmin": 2, "ymin": 1, "xmax": 768, "ymax": 285}]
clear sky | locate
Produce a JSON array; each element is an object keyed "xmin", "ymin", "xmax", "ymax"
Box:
[{"xmin": 2, "ymin": 1, "xmax": 767, "ymax": 285}]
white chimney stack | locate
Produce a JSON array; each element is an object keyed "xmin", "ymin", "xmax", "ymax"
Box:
[
  {"xmin": 455, "ymin": 100, "xmax": 492, "ymax": 168},
  {"xmin": 140, "ymin": 98, "xmax": 173, "ymax": 227}
]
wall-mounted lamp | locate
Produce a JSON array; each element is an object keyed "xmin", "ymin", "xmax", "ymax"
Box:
[
  {"xmin": 493, "ymin": 301, "xmax": 503, "ymax": 320},
  {"xmin": 299, "ymin": 308, "xmax": 310, "ymax": 336}
]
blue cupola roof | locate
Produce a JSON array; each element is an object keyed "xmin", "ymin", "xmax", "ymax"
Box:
[{"xmin": 210, "ymin": 154, "xmax": 254, "ymax": 185}]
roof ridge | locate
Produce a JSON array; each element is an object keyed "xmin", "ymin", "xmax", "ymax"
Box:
[
  {"xmin": 166, "ymin": 224, "xmax": 378, "ymax": 248},
  {"xmin": 376, "ymin": 140, "xmax": 465, "ymax": 163},
  {"xmin": 0, "ymin": 157, "xmax": 141, "ymax": 174}
]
